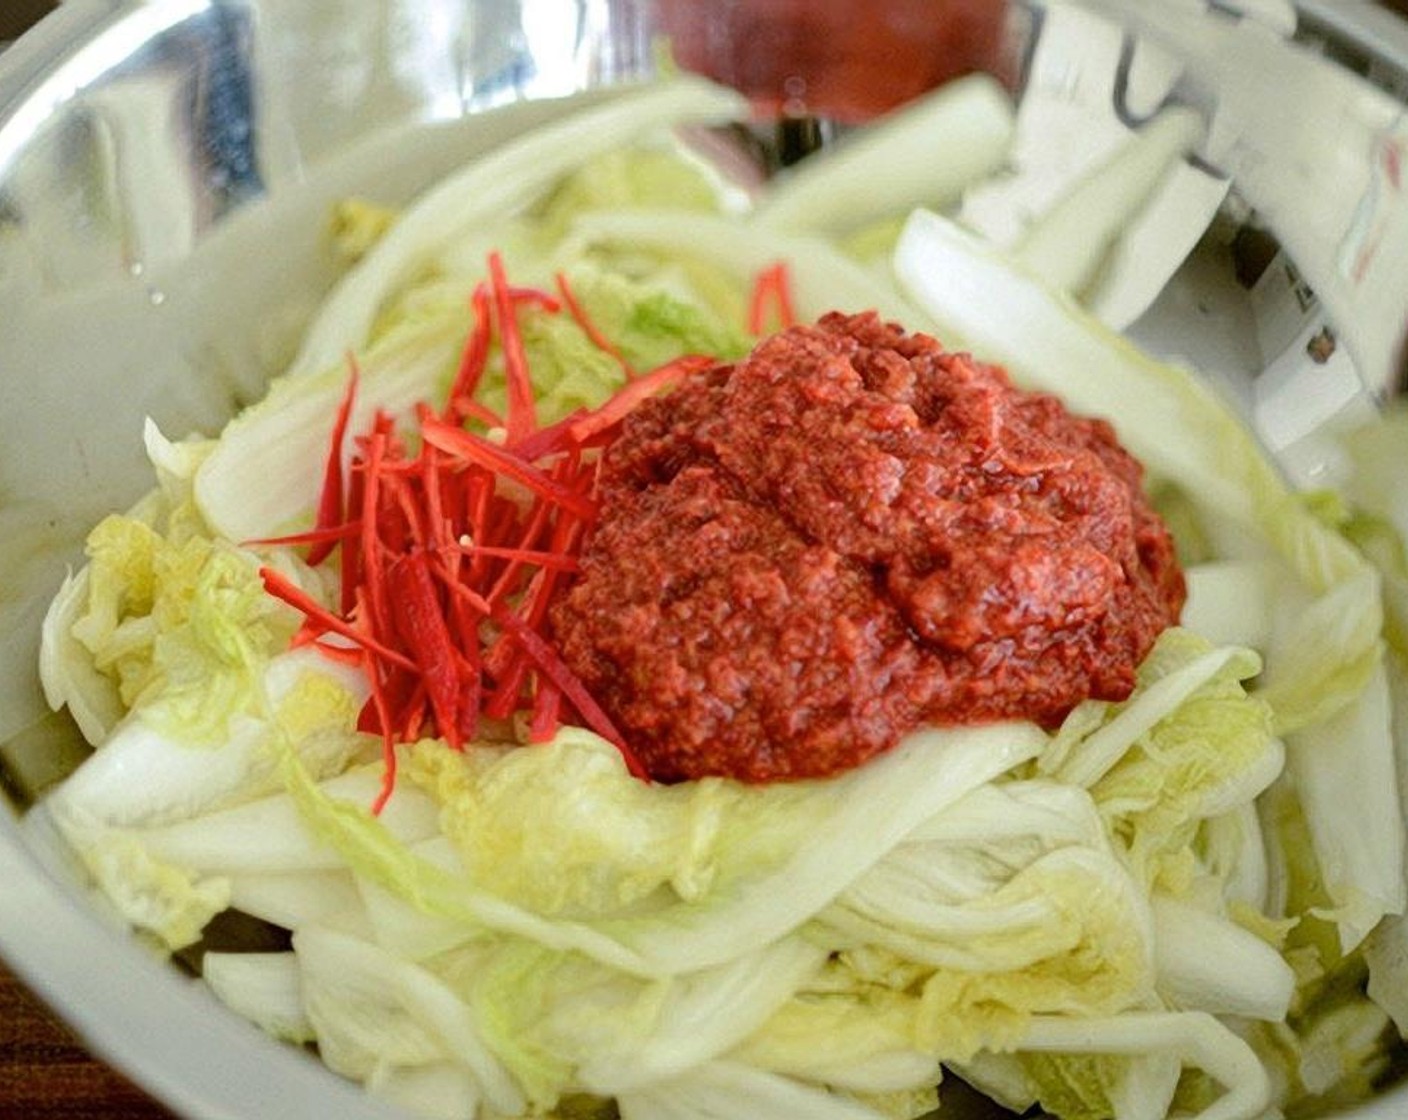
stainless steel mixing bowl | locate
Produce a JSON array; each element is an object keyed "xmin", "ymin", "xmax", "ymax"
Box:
[{"xmin": 1, "ymin": 2, "xmax": 1407, "ymax": 1117}]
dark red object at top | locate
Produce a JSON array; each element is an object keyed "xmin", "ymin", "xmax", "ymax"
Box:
[{"xmin": 655, "ymin": 0, "xmax": 1013, "ymax": 123}]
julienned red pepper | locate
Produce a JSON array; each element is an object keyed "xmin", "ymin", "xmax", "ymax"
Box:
[
  {"xmin": 340, "ymin": 441, "xmax": 367, "ymax": 618},
  {"xmin": 249, "ymin": 253, "xmax": 730, "ymax": 809},
  {"xmin": 555, "ymin": 270, "xmax": 634, "ymax": 379},
  {"xmin": 419, "ymin": 417, "xmax": 599, "ymax": 523},
  {"xmin": 307, "ymin": 361, "xmax": 359, "ymax": 566},
  {"xmin": 488, "ymin": 251, "xmax": 538, "ymax": 445},
  {"xmin": 567, "ymin": 355, "xmax": 716, "ymax": 444},
  {"xmin": 747, "ymin": 261, "xmax": 798, "ymax": 337},
  {"xmin": 246, "ymin": 523, "xmax": 361, "ymax": 550},
  {"xmin": 358, "ymin": 426, "xmax": 392, "ymax": 641},
  {"xmin": 445, "ymin": 286, "xmax": 491, "ymax": 425},
  {"xmin": 490, "ymin": 598, "xmax": 647, "ymax": 778},
  {"xmin": 258, "ymin": 566, "xmax": 415, "ymax": 671},
  {"xmin": 362, "ymin": 644, "xmax": 399, "ymax": 815},
  {"xmin": 387, "ymin": 549, "xmax": 464, "ymax": 752},
  {"xmin": 446, "ymin": 580, "xmax": 647, "ymax": 779},
  {"xmin": 528, "ymin": 682, "xmax": 562, "ymax": 744}
]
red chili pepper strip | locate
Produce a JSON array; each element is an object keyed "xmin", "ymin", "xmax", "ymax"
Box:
[
  {"xmin": 520, "ymin": 567, "xmax": 558, "ymax": 628},
  {"xmin": 259, "ymin": 566, "xmax": 416, "ymax": 671},
  {"xmin": 528, "ymin": 681, "xmax": 562, "ymax": 743},
  {"xmin": 397, "ymin": 681, "xmax": 429, "ymax": 743},
  {"xmin": 306, "ymin": 362, "xmax": 359, "ymax": 565},
  {"xmin": 420, "ymin": 417, "xmax": 599, "ymax": 523},
  {"xmin": 507, "ymin": 409, "xmax": 589, "ymax": 461},
  {"xmin": 747, "ymin": 261, "xmax": 798, "ymax": 336},
  {"xmin": 448, "ymin": 396, "xmax": 505, "ymax": 430},
  {"xmin": 484, "ymin": 653, "xmax": 530, "ymax": 720},
  {"xmin": 772, "ymin": 261, "xmax": 798, "ymax": 329},
  {"xmin": 340, "ymin": 446, "xmax": 367, "ymax": 618},
  {"xmin": 747, "ymin": 264, "xmax": 775, "ymax": 337},
  {"xmin": 386, "ymin": 550, "xmax": 464, "ymax": 751},
  {"xmin": 508, "ymin": 285, "xmax": 562, "ymax": 313},
  {"xmin": 490, "ymin": 598, "xmax": 646, "ymax": 778},
  {"xmin": 306, "ymin": 639, "xmax": 366, "ymax": 667},
  {"xmin": 555, "ymin": 270, "xmax": 634, "ymax": 379},
  {"xmin": 487, "ymin": 251, "xmax": 538, "ymax": 444},
  {"xmin": 486, "ymin": 493, "xmax": 554, "ymax": 611},
  {"xmin": 459, "ymin": 472, "xmax": 494, "ymax": 588},
  {"xmin": 358, "ymin": 427, "xmax": 394, "ymax": 638},
  {"xmin": 440, "ymin": 495, "xmax": 486, "ymax": 732},
  {"xmin": 365, "ymin": 656, "xmax": 398, "ymax": 816},
  {"xmin": 389, "ymin": 472, "xmax": 427, "ymax": 550},
  {"xmin": 448, "ymin": 582, "xmax": 645, "ymax": 777},
  {"xmin": 244, "ymin": 522, "xmax": 363, "ymax": 550},
  {"xmin": 446, "ymin": 286, "xmax": 492, "ymax": 424},
  {"xmin": 455, "ymin": 543, "xmax": 579, "ymax": 570},
  {"xmin": 530, "ymin": 500, "xmax": 587, "ymax": 619},
  {"xmin": 413, "ymin": 425, "xmax": 453, "ymax": 555},
  {"xmin": 567, "ymin": 355, "xmax": 715, "ymax": 445},
  {"xmin": 516, "ymin": 488, "xmax": 584, "ymax": 636}
]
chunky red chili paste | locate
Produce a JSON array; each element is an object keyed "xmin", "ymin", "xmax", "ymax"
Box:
[{"xmin": 550, "ymin": 312, "xmax": 1185, "ymax": 783}]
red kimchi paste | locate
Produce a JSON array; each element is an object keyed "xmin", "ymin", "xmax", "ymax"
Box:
[{"xmin": 551, "ymin": 313, "xmax": 1185, "ymax": 783}]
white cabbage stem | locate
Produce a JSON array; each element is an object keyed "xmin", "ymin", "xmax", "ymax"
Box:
[{"xmin": 1017, "ymin": 1012, "xmax": 1271, "ymax": 1120}]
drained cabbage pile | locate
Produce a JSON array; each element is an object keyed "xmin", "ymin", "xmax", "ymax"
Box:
[{"xmin": 30, "ymin": 68, "xmax": 1408, "ymax": 1120}]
